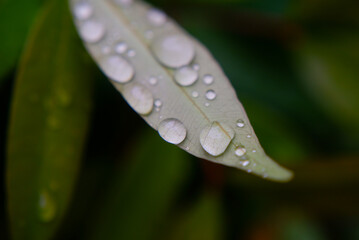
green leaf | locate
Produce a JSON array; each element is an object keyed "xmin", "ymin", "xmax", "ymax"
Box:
[
  {"xmin": 166, "ymin": 192, "xmax": 224, "ymax": 240},
  {"xmin": 0, "ymin": 0, "xmax": 43, "ymax": 81},
  {"xmin": 89, "ymin": 130, "xmax": 190, "ymax": 240},
  {"xmin": 6, "ymin": 0, "xmax": 95, "ymax": 239},
  {"xmin": 69, "ymin": 0, "xmax": 292, "ymax": 181},
  {"xmin": 295, "ymin": 32, "xmax": 359, "ymax": 134}
]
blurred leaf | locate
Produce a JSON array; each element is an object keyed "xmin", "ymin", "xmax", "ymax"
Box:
[
  {"xmin": 167, "ymin": 192, "xmax": 224, "ymax": 240},
  {"xmin": 295, "ymin": 32, "xmax": 359, "ymax": 135},
  {"xmin": 0, "ymin": 0, "xmax": 43, "ymax": 82},
  {"xmin": 89, "ymin": 130, "xmax": 190, "ymax": 240},
  {"xmin": 69, "ymin": 0, "xmax": 292, "ymax": 181},
  {"xmin": 6, "ymin": 0, "xmax": 94, "ymax": 239}
]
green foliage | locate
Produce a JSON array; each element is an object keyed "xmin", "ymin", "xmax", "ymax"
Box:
[{"xmin": 6, "ymin": 0, "xmax": 95, "ymax": 239}]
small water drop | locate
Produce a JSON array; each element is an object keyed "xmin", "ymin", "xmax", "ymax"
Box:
[
  {"xmin": 152, "ymin": 34, "xmax": 195, "ymax": 68},
  {"xmin": 205, "ymin": 90, "xmax": 217, "ymax": 101},
  {"xmin": 102, "ymin": 55, "xmax": 134, "ymax": 83},
  {"xmin": 247, "ymin": 134, "xmax": 252, "ymax": 139},
  {"xmin": 38, "ymin": 190, "xmax": 56, "ymax": 222},
  {"xmin": 148, "ymin": 76, "xmax": 158, "ymax": 85},
  {"xmin": 252, "ymin": 150, "xmax": 257, "ymax": 153},
  {"xmin": 74, "ymin": 2, "xmax": 93, "ymax": 20},
  {"xmin": 123, "ymin": 83, "xmax": 154, "ymax": 115},
  {"xmin": 192, "ymin": 91, "xmax": 199, "ymax": 98},
  {"xmin": 247, "ymin": 169, "xmax": 252, "ymax": 173},
  {"xmin": 203, "ymin": 74, "xmax": 214, "ymax": 85},
  {"xmin": 158, "ymin": 118, "xmax": 187, "ymax": 145},
  {"xmin": 236, "ymin": 119, "xmax": 245, "ymax": 128},
  {"xmin": 147, "ymin": 8, "xmax": 167, "ymax": 26},
  {"xmin": 205, "ymin": 102, "xmax": 210, "ymax": 107},
  {"xmin": 127, "ymin": 49, "xmax": 136, "ymax": 57},
  {"xmin": 79, "ymin": 20, "xmax": 105, "ymax": 43},
  {"xmin": 240, "ymin": 160, "xmax": 250, "ymax": 167},
  {"xmin": 193, "ymin": 64, "xmax": 200, "ymax": 71},
  {"xmin": 200, "ymin": 122, "xmax": 235, "ymax": 156},
  {"xmin": 174, "ymin": 66, "xmax": 199, "ymax": 86},
  {"xmin": 115, "ymin": 42, "xmax": 128, "ymax": 54},
  {"xmin": 154, "ymin": 99, "xmax": 162, "ymax": 108},
  {"xmin": 235, "ymin": 147, "xmax": 246, "ymax": 157}
]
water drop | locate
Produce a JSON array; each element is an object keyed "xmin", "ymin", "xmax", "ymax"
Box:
[
  {"xmin": 147, "ymin": 8, "xmax": 167, "ymax": 26},
  {"xmin": 247, "ymin": 134, "xmax": 252, "ymax": 138},
  {"xmin": 158, "ymin": 118, "xmax": 187, "ymax": 145},
  {"xmin": 174, "ymin": 66, "xmax": 199, "ymax": 86},
  {"xmin": 115, "ymin": 42, "xmax": 128, "ymax": 54},
  {"xmin": 38, "ymin": 190, "xmax": 56, "ymax": 222},
  {"xmin": 192, "ymin": 91, "xmax": 199, "ymax": 98},
  {"xmin": 193, "ymin": 64, "xmax": 200, "ymax": 71},
  {"xmin": 205, "ymin": 102, "xmax": 210, "ymax": 107},
  {"xmin": 123, "ymin": 83, "xmax": 154, "ymax": 115},
  {"xmin": 101, "ymin": 55, "xmax": 134, "ymax": 83},
  {"xmin": 152, "ymin": 34, "xmax": 195, "ymax": 68},
  {"xmin": 79, "ymin": 20, "xmax": 105, "ymax": 43},
  {"xmin": 205, "ymin": 90, "xmax": 217, "ymax": 101},
  {"xmin": 154, "ymin": 99, "xmax": 162, "ymax": 108},
  {"xmin": 236, "ymin": 119, "xmax": 245, "ymax": 128},
  {"xmin": 203, "ymin": 74, "xmax": 214, "ymax": 85},
  {"xmin": 148, "ymin": 76, "xmax": 158, "ymax": 85},
  {"xmin": 235, "ymin": 147, "xmax": 246, "ymax": 157},
  {"xmin": 252, "ymin": 150, "xmax": 257, "ymax": 153},
  {"xmin": 127, "ymin": 49, "xmax": 136, "ymax": 57},
  {"xmin": 74, "ymin": 2, "xmax": 93, "ymax": 20},
  {"xmin": 200, "ymin": 122, "xmax": 235, "ymax": 156},
  {"xmin": 240, "ymin": 160, "xmax": 250, "ymax": 167}
]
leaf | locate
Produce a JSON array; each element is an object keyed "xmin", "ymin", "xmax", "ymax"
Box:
[
  {"xmin": 89, "ymin": 130, "xmax": 190, "ymax": 240},
  {"xmin": 0, "ymin": 0, "xmax": 43, "ymax": 81},
  {"xmin": 166, "ymin": 192, "xmax": 224, "ymax": 240},
  {"xmin": 69, "ymin": 0, "xmax": 292, "ymax": 181},
  {"xmin": 295, "ymin": 32, "xmax": 359, "ymax": 134},
  {"xmin": 6, "ymin": 0, "xmax": 94, "ymax": 239}
]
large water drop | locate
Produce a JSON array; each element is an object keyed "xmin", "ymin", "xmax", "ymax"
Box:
[
  {"xmin": 102, "ymin": 55, "xmax": 134, "ymax": 83},
  {"xmin": 158, "ymin": 119, "xmax": 187, "ymax": 144},
  {"xmin": 174, "ymin": 66, "xmax": 199, "ymax": 86},
  {"xmin": 123, "ymin": 83, "xmax": 154, "ymax": 115},
  {"xmin": 79, "ymin": 20, "xmax": 105, "ymax": 43},
  {"xmin": 152, "ymin": 34, "xmax": 195, "ymax": 68},
  {"xmin": 200, "ymin": 122, "xmax": 235, "ymax": 156}
]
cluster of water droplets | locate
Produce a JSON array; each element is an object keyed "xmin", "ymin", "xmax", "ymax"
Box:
[{"xmin": 73, "ymin": 0, "xmax": 267, "ymax": 177}]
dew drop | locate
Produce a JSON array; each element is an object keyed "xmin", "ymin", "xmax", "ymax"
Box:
[
  {"xmin": 123, "ymin": 83, "xmax": 154, "ymax": 115},
  {"xmin": 193, "ymin": 64, "xmax": 200, "ymax": 71},
  {"xmin": 158, "ymin": 118, "xmax": 187, "ymax": 145},
  {"xmin": 115, "ymin": 42, "xmax": 128, "ymax": 54},
  {"xmin": 252, "ymin": 150, "xmax": 257, "ymax": 153},
  {"xmin": 205, "ymin": 90, "xmax": 217, "ymax": 101},
  {"xmin": 148, "ymin": 76, "xmax": 158, "ymax": 85},
  {"xmin": 236, "ymin": 119, "xmax": 245, "ymax": 128},
  {"xmin": 147, "ymin": 8, "xmax": 167, "ymax": 26},
  {"xmin": 240, "ymin": 160, "xmax": 250, "ymax": 167},
  {"xmin": 38, "ymin": 190, "xmax": 56, "ymax": 222},
  {"xmin": 247, "ymin": 134, "xmax": 252, "ymax": 139},
  {"xmin": 235, "ymin": 147, "xmax": 246, "ymax": 157},
  {"xmin": 203, "ymin": 74, "xmax": 214, "ymax": 85},
  {"xmin": 192, "ymin": 91, "xmax": 199, "ymax": 98},
  {"xmin": 154, "ymin": 99, "xmax": 162, "ymax": 108},
  {"xmin": 174, "ymin": 66, "xmax": 199, "ymax": 86},
  {"xmin": 74, "ymin": 2, "xmax": 93, "ymax": 20},
  {"xmin": 102, "ymin": 55, "xmax": 134, "ymax": 83},
  {"xmin": 205, "ymin": 102, "xmax": 210, "ymax": 107},
  {"xmin": 79, "ymin": 20, "xmax": 105, "ymax": 43},
  {"xmin": 152, "ymin": 34, "xmax": 195, "ymax": 68},
  {"xmin": 127, "ymin": 49, "xmax": 136, "ymax": 57},
  {"xmin": 200, "ymin": 122, "xmax": 235, "ymax": 156}
]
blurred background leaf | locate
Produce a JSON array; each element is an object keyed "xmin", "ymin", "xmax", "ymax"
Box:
[{"xmin": 6, "ymin": 0, "xmax": 95, "ymax": 239}]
